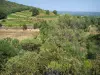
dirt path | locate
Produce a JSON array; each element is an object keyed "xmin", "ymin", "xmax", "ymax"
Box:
[{"xmin": 0, "ymin": 29, "xmax": 39, "ymax": 40}]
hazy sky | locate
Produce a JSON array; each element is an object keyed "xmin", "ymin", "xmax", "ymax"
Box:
[{"xmin": 9, "ymin": 0, "xmax": 100, "ymax": 12}]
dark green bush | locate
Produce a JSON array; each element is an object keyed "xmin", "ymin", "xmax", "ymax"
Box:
[
  {"xmin": 86, "ymin": 34, "xmax": 100, "ymax": 60},
  {"xmin": 0, "ymin": 38, "xmax": 20, "ymax": 71},
  {"xmin": 20, "ymin": 38, "xmax": 41, "ymax": 52},
  {"xmin": 1, "ymin": 19, "xmax": 6, "ymax": 22},
  {"xmin": 0, "ymin": 23, "xmax": 2, "ymax": 27},
  {"xmin": 22, "ymin": 24, "xmax": 27, "ymax": 30},
  {"xmin": 53, "ymin": 10, "xmax": 57, "ymax": 15},
  {"xmin": 33, "ymin": 22, "xmax": 40, "ymax": 29},
  {"xmin": 46, "ymin": 10, "xmax": 50, "ymax": 15},
  {"xmin": 0, "ymin": 10, "xmax": 7, "ymax": 19},
  {"xmin": 32, "ymin": 7, "xmax": 39, "ymax": 16}
]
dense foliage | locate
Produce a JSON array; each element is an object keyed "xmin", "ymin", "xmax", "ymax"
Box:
[
  {"xmin": 53, "ymin": 10, "xmax": 57, "ymax": 15},
  {"xmin": 0, "ymin": 14, "xmax": 100, "ymax": 75},
  {"xmin": 46, "ymin": 10, "xmax": 50, "ymax": 15},
  {"xmin": 0, "ymin": 0, "xmax": 32, "ymax": 19},
  {"xmin": 22, "ymin": 24, "xmax": 27, "ymax": 30},
  {"xmin": 0, "ymin": 8, "xmax": 7, "ymax": 19},
  {"xmin": 32, "ymin": 7, "xmax": 39, "ymax": 16},
  {"xmin": 0, "ymin": 38, "xmax": 21, "ymax": 71}
]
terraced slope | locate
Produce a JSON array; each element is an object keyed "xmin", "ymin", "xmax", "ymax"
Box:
[{"xmin": 1, "ymin": 10, "xmax": 58, "ymax": 27}]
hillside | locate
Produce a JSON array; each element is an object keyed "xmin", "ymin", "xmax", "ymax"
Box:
[
  {"xmin": 0, "ymin": 14, "xmax": 100, "ymax": 75},
  {"xmin": 0, "ymin": 0, "xmax": 58, "ymax": 27},
  {"xmin": 0, "ymin": 0, "xmax": 32, "ymax": 14},
  {"xmin": 0, "ymin": 0, "xmax": 100, "ymax": 75},
  {"xmin": 0, "ymin": 10, "xmax": 57, "ymax": 27}
]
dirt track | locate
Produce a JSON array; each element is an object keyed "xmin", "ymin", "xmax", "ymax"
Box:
[{"xmin": 0, "ymin": 29, "xmax": 39, "ymax": 40}]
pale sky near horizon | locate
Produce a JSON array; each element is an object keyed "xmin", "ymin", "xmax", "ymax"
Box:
[{"xmin": 9, "ymin": 0, "xmax": 100, "ymax": 12}]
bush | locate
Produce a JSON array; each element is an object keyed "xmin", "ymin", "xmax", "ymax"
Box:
[
  {"xmin": 86, "ymin": 34, "xmax": 100, "ymax": 59},
  {"xmin": 53, "ymin": 10, "xmax": 57, "ymax": 15},
  {"xmin": 0, "ymin": 38, "xmax": 20, "ymax": 71},
  {"xmin": 58, "ymin": 14, "xmax": 89, "ymax": 30},
  {"xmin": 97, "ymin": 25, "xmax": 100, "ymax": 31},
  {"xmin": 4, "ymin": 52, "xmax": 38, "ymax": 75},
  {"xmin": 1, "ymin": 19, "xmax": 6, "ymax": 22},
  {"xmin": 33, "ymin": 22, "xmax": 40, "ymax": 29},
  {"xmin": 40, "ymin": 21, "xmax": 53, "ymax": 43},
  {"xmin": 46, "ymin": 10, "xmax": 50, "ymax": 15},
  {"xmin": 0, "ymin": 23, "xmax": 2, "ymax": 27},
  {"xmin": 20, "ymin": 38, "xmax": 41, "ymax": 52},
  {"xmin": 32, "ymin": 7, "xmax": 39, "ymax": 16},
  {"xmin": 92, "ymin": 54, "xmax": 100, "ymax": 75},
  {"xmin": 22, "ymin": 24, "xmax": 27, "ymax": 30},
  {"xmin": 0, "ymin": 11, "xmax": 7, "ymax": 19}
]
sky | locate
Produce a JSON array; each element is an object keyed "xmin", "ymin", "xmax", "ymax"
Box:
[{"xmin": 8, "ymin": 0, "xmax": 100, "ymax": 12}]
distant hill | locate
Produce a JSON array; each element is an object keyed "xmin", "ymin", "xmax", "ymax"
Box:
[{"xmin": 58, "ymin": 11, "xmax": 100, "ymax": 16}]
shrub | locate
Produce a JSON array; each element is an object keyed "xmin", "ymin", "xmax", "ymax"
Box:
[
  {"xmin": 0, "ymin": 38, "xmax": 20, "ymax": 71},
  {"xmin": 58, "ymin": 14, "xmax": 89, "ymax": 30},
  {"xmin": 47, "ymin": 61, "xmax": 62, "ymax": 71},
  {"xmin": 20, "ymin": 38, "xmax": 41, "ymax": 52},
  {"xmin": 0, "ymin": 23, "xmax": 2, "ymax": 28},
  {"xmin": 1, "ymin": 19, "xmax": 6, "ymax": 22},
  {"xmin": 0, "ymin": 10, "xmax": 7, "ymax": 19},
  {"xmin": 92, "ymin": 54, "xmax": 100, "ymax": 75},
  {"xmin": 86, "ymin": 34, "xmax": 100, "ymax": 59},
  {"xmin": 4, "ymin": 52, "xmax": 38, "ymax": 75},
  {"xmin": 0, "ymin": 6, "xmax": 7, "ymax": 19},
  {"xmin": 53, "ymin": 10, "xmax": 57, "ymax": 15},
  {"xmin": 33, "ymin": 22, "xmax": 40, "ymax": 29},
  {"xmin": 46, "ymin": 10, "xmax": 50, "ymax": 15},
  {"xmin": 22, "ymin": 24, "xmax": 27, "ymax": 30},
  {"xmin": 97, "ymin": 25, "xmax": 100, "ymax": 31},
  {"xmin": 32, "ymin": 7, "xmax": 39, "ymax": 16}
]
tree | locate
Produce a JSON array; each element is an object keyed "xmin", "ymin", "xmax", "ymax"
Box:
[
  {"xmin": 32, "ymin": 7, "xmax": 39, "ymax": 16},
  {"xmin": 0, "ymin": 12, "xmax": 7, "ymax": 19},
  {"xmin": 22, "ymin": 24, "xmax": 27, "ymax": 30},
  {"xmin": 0, "ymin": 23, "xmax": 2, "ymax": 28},
  {"xmin": 53, "ymin": 10, "xmax": 57, "ymax": 15},
  {"xmin": 20, "ymin": 38, "xmax": 41, "ymax": 52},
  {"xmin": 46, "ymin": 10, "xmax": 50, "ymax": 15},
  {"xmin": 4, "ymin": 52, "xmax": 38, "ymax": 75},
  {"xmin": 0, "ymin": 8, "xmax": 7, "ymax": 19},
  {"xmin": 33, "ymin": 22, "xmax": 41, "ymax": 29},
  {"xmin": 0, "ymin": 38, "xmax": 20, "ymax": 71}
]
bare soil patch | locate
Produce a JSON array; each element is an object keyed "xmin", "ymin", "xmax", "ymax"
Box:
[{"xmin": 0, "ymin": 29, "xmax": 39, "ymax": 40}]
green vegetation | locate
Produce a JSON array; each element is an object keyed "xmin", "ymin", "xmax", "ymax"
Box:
[
  {"xmin": 0, "ymin": 0, "xmax": 58, "ymax": 28},
  {"xmin": 0, "ymin": 38, "xmax": 21, "ymax": 71},
  {"xmin": 22, "ymin": 24, "xmax": 27, "ymax": 30},
  {"xmin": 0, "ymin": 0, "xmax": 32, "ymax": 19},
  {"xmin": 53, "ymin": 10, "xmax": 57, "ymax": 15},
  {"xmin": 0, "ymin": 0, "xmax": 100, "ymax": 75},
  {"xmin": 0, "ymin": 14, "xmax": 100, "ymax": 75},
  {"xmin": 0, "ymin": 8, "xmax": 7, "ymax": 19},
  {"xmin": 0, "ymin": 10, "xmax": 58, "ymax": 27},
  {"xmin": 32, "ymin": 7, "xmax": 39, "ymax": 16},
  {"xmin": 0, "ymin": 0, "xmax": 57, "ymax": 27},
  {"xmin": 46, "ymin": 10, "xmax": 50, "ymax": 15}
]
